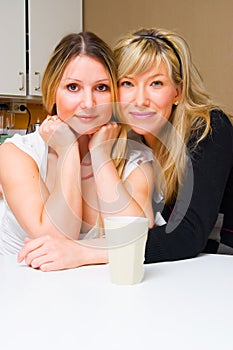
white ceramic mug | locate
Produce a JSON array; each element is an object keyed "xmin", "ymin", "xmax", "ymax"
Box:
[{"xmin": 104, "ymin": 216, "xmax": 149, "ymax": 285}]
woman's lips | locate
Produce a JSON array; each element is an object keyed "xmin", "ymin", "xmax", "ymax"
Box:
[
  {"xmin": 75, "ymin": 115, "xmax": 98, "ymax": 122},
  {"xmin": 129, "ymin": 111, "xmax": 155, "ymax": 120}
]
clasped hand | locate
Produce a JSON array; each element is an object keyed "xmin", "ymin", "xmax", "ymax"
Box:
[
  {"xmin": 39, "ymin": 115, "xmax": 77, "ymax": 154},
  {"xmin": 88, "ymin": 122, "xmax": 122, "ymax": 157}
]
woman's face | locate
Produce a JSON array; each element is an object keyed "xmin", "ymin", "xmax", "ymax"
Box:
[
  {"xmin": 56, "ymin": 55, "xmax": 112, "ymax": 134},
  {"xmin": 118, "ymin": 61, "xmax": 181, "ymax": 136}
]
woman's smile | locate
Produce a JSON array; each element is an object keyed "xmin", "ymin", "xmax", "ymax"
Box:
[
  {"xmin": 74, "ymin": 114, "xmax": 98, "ymax": 122},
  {"xmin": 129, "ymin": 110, "xmax": 156, "ymax": 120}
]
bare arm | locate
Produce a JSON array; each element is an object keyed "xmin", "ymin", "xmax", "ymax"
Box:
[
  {"xmin": 16, "ymin": 151, "xmax": 154, "ymax": 272},
  {"xmin": 18, "ymin": 235, "xmax": 108, "ymax": 272},
  {"xmin": 89, "ymin": 123, "xmax": 154, "ymax": 227},
  {"xmin": 0, "ymin": 119, "xmax": 82, "ymax": 239},
  {"xmin": 17, "ymin": 122, "xmax": 154, "ymax": 272},
  {"xmin": 39, "ymin": 118, "xmax": 82, "ymax": 239}
]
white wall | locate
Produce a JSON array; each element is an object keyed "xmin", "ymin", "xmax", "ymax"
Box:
[{"xmin": 84, "ymin": 0, "xmax": 233, "ymax": 115}]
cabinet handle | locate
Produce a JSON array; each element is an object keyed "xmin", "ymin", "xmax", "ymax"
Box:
[
  {"xmin": 19, "ymin": 71, "xmax": 24, "ymax": 91},
  {"xmin": 34, "ymin": 71, "xmax": 41, "ymax": 91}
]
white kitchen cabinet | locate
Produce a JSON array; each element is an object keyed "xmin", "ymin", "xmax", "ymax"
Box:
[
  {"xmin": 0, "ymin": 0, "xmax": 26, "ymax": 97},
  {"xmin": 0, "ymin": 0, "xmax": 82, "ymax": 98}
]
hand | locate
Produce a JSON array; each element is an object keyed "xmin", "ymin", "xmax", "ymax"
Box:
[
  {"xmin": 17, "ymin": 235, "xmax": 82, "ymax": 272},
  {"xmin": 88, "ymin": 122, "xmax": 121, "ymax": 157},
  {"xmin": 39, "ymin": 115, "xmax": 77, "ymax": 154},
  {"xmin": 18, "ymin": 235, "xmax": 108, "ymax": 272}
]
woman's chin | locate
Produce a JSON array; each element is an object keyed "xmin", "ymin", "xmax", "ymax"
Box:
[{"xmin": 130, "ymin": 126, "xmax": 152, "ymax": 136}]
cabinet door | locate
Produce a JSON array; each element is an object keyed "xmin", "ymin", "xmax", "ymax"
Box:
[
  {"xmin": 0, "ymin": 0, "xmax": 26, "ymax": 96},
  {"xmin": 28, "ymin": 0, "xmax": 82, "ymax": 97}
]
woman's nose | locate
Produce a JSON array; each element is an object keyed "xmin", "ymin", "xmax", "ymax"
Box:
[
  {"xmin": 80, "ymin": 90, "xmax": 96, "ymax": 109},
  {"xmin": 134, "ymin": 87, "xmax": 150, "ymax": 107}
]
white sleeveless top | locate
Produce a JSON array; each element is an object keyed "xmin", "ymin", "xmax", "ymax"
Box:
[
  {"xmin": 0, "ymin": 132, "xmax": 154, "ymax": 254},
  {"xmin": 0, "ymin": 132, "xmax": 47, "ymax": 254}
]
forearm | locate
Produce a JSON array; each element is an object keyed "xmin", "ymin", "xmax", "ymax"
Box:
[
  {"xmin": 89, "ymin": 123, "xmax": 154, "ymax": 224},
  {"xmin": 145, "ymin": 216, "xmax": 206, "ymax": 263},
  {"xmin": 75, "ymin": 238, "xmax": 108, "ymax": 267},
  {"xmin": 43, "ymin": 143, "xmax": 82, "ymax": 239},
  {"xmin": 92, "ymin": 156, "xmax": 144, "ymax": 219}
]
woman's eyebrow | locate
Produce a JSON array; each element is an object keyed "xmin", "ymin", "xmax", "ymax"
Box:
[
  {"xmin": 62, "ymin": 77, "xmax": 110, "ymax": 83},
  {"xmin": 120, "ymin": 73, "xmax": 166, "ymax": 79}
]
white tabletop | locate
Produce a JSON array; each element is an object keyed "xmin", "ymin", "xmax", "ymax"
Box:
[{"xmin": 1, "ymin": 254, "xmax": 233, "ymax": 350}]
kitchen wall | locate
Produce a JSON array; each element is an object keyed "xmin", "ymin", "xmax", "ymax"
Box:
[
  {"xmin": 84, "ymin": 0, "xmax": 233, "ymax": 115},
  {"xmin": 3, "ymin": 0, "xmax": 233, "ymax": 129},
  {"xmin": 0, "ymin": 101, "xmax": 47, "ymax": 130},
  {"xmin": 14, "ymin": 103, "xmax": 47, "ymax": 130}
]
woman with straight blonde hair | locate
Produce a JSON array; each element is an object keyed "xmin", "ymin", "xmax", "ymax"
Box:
[
  {"xmin": 114, "ymin": 27, "xmax": 233, "ymax": 261},
  {"xmin": 16, "ymin": 32, "xmax": 154, "ymax": 271}
]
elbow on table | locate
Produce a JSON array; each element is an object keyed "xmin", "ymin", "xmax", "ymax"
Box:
[{"xmin": 144, "ymin": 225, "xmax": 207, "ymax": 263}]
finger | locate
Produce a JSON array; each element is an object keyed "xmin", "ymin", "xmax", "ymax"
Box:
[
  {"xmin": 40, "ymin": 261, "xmax": 64, "ymax": 272},
  {"xmin": 28, "ymin": 251, "xmax": 64, "ymax": 272},
  {"xmin": 97, "ymin": 123, "xmax": 117, "ymax": 134},
  {"xmin": 106, "ymin": 124, "xmax": 121, "ymax": 139},
  {"xmin": 41, "ymin": 115, "xmax": 62, "ymax": 131},
  {"xmin": 25, "ymin": 245, "xmax": 48, "ymax": 267},
  {"xmin": 47, "ymin": 115, "xmax": 59, "ymax": 122},
  {"xmin": 28, "ymin": 253, "xmax": 53, "ymax": 270},
  {"xmin": 18, "ymin": 236, "xmax": 47, "ymax": 262},
  {"xmin": 17, "ymin": 237, "xmax": 32, "ymax": 262}
]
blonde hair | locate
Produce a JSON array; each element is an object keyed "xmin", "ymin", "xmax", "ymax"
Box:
[
  {"xmin": 114, "ymin": 27, "xmax": 228, "ymax": 202},
  {"xmin": 42, "ymin": 32, "xmax": 127, "ymax": 178}
]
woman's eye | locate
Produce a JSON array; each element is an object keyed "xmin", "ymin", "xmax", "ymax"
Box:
[
  {"xmin": 96, "ymin": 84, "xmax": 109, "ymax": 92},
  {"xmin": 151, "ymin": 81, "xmax": 163, "ymax": 87},
  {"xmin": 67, "ymin": 83, "xmax": 79, "ymax": 92},
  {"xmin": 120, "ymin": 81, "xmax": 133, "ymax": 87}
]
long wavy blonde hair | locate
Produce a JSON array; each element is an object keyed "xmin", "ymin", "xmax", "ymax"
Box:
[
  {"xmin": 42, "ymin": 32, "xmax": 127, "ymax": 178},
  {"xmin": 114, "ymin": 27, "xmax": 230, "ymax": 203}
]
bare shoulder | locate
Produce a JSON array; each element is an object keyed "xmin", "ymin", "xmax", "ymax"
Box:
[
  {"xmin": 0, "ymin": 142, "xmax": 39, "ymax": 183},
  {"xmin": 0, "ymin": 141, "xmax": 30, "ymax": 163},
  {"xmin": 125, "ymin": 161, "xmax": 154, "ymax": 190},
  {"xmin": 0, "ymin": 142, "xmax": 17, "ymax": 161}
]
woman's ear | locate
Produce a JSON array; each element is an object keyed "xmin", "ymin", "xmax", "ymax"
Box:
[{"xmin": 174, "ymin": 82, "xmax": 183, "ymax": 104}]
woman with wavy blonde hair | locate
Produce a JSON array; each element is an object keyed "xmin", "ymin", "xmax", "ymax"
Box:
[{"xmin": 114, "ymin": 27, "xmax": 233, "ymax": 261}]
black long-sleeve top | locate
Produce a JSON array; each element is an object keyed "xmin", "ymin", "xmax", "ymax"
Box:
[{"xmin": 145, "ymin": 109, "xmax": 233, "ymax": 263}]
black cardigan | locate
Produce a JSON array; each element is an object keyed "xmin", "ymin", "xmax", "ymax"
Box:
[{"xmin": 145, "ymin": 109, "xmax": 233, "ymax": 263}]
